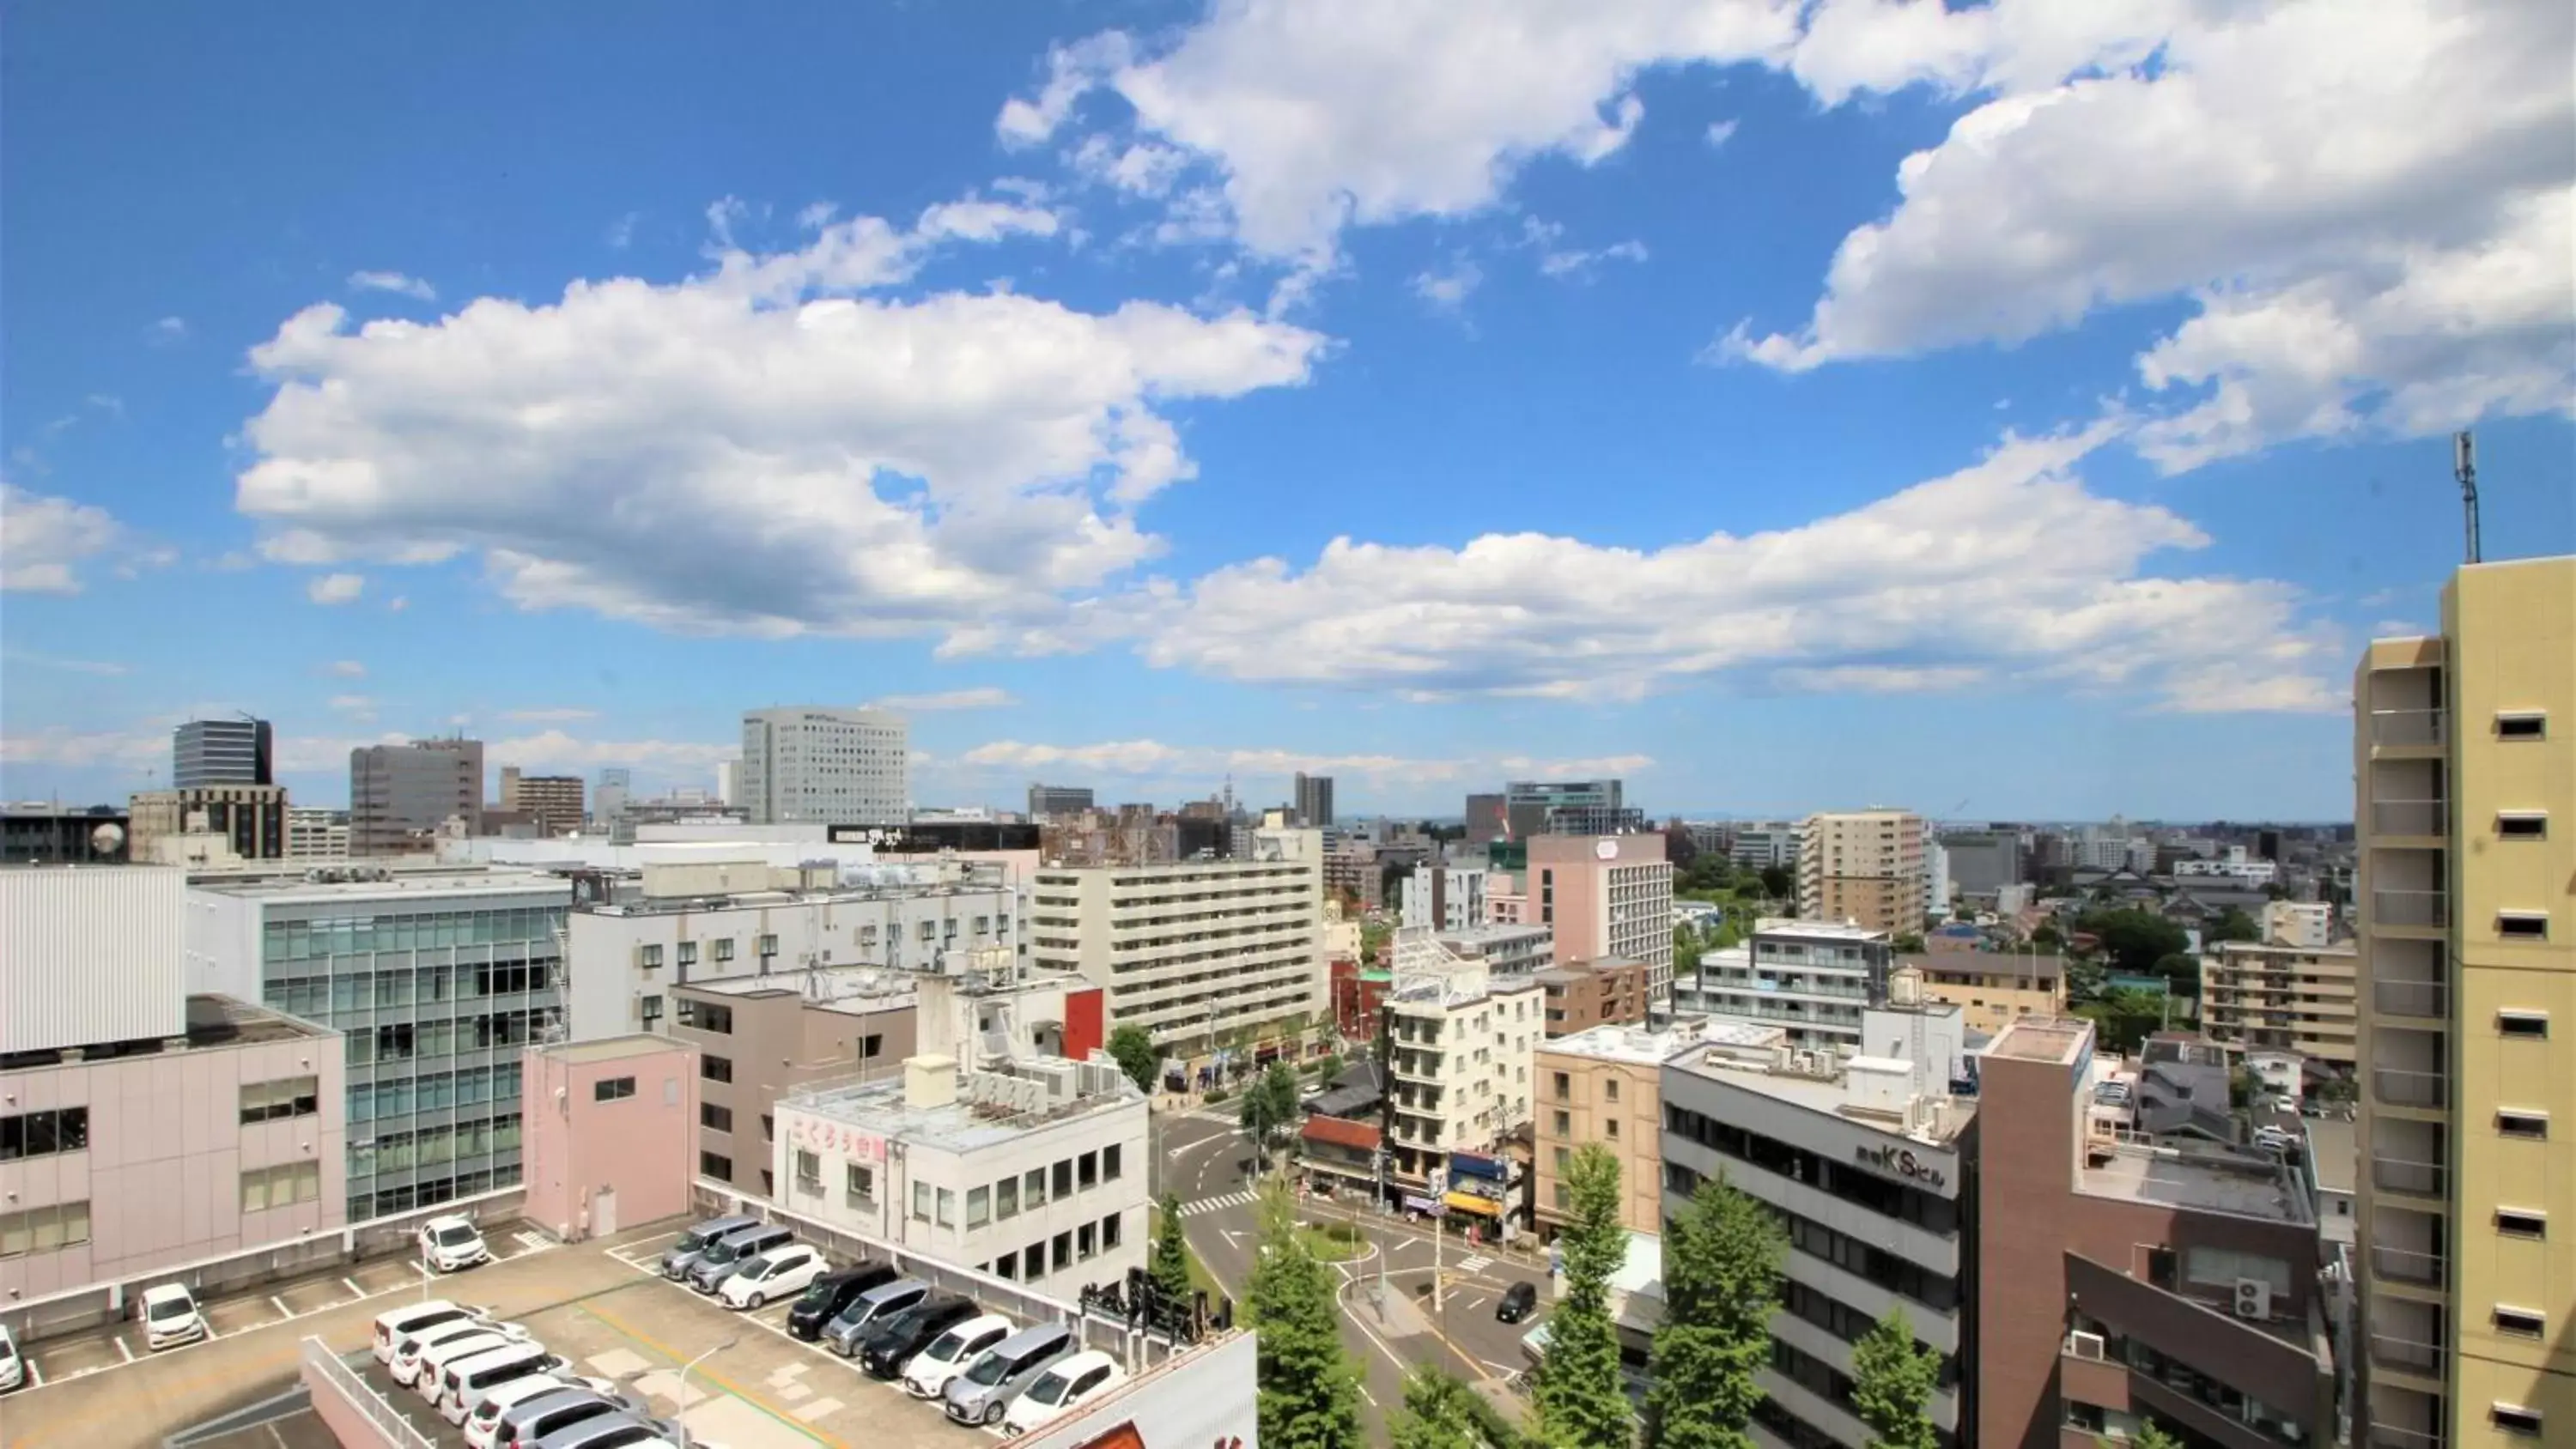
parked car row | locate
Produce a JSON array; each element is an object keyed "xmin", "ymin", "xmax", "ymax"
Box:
[
  {"xmin": 655, "ymin": 1214, "xmax": 1128, "ymax": 1434},
  {"xmin": 374, "ymin": 1298, "xmax": 721, "ymax": 1449}
]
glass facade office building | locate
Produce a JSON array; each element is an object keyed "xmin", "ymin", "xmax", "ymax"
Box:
[{"xmin": 195, "ymin": 871, "xmax": 569, "ymax": 1222}]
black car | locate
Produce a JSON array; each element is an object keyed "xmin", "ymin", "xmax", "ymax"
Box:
[
  {"xmin": 1496, "ymin": 1282, "xmax": 1539, "ymax": 1324},
  {"xmin": 857, "ymin": 1294, "xmax": 979, "ymax": 1379},
  {"xmin": 785, "ymin": 1264, "xmax": 898, "ymax": 1340}
]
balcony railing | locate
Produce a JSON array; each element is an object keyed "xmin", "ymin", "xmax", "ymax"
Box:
[
  {"xmin": 2373, "ymin": 1066, "xmax": 2446, "ymax": 1110},
  {"xmin": 2370, "ymin": 709, "xmax": 2445, "ymax": 747},
  {"xmin": 2371, "ymin": 1155, "xmax": 2445, "ymax": 1197},
  {"xmin": 2372, "ymin": 1244, "xmax": 2445, "ymax": 1287},
  {"xmin": 2372, "ymin": 800, "xmax": 2448, "ymax": 837},
  {"xmin": 2369, "ymin": 1331, "xmax": 2445, "ymax": 1375},
  {"xmin": 2373, "ymin": 889, "xmax": 2449, "ymax": 928},
  {"xmin": 2373, "ymin": 979, "xmax": 2447, "ymax": 1020}
]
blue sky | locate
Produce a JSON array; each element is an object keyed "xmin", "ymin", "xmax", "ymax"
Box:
[{"xmin": 4, "ymin": 0, "xmax": 2570, "ymax": 822}]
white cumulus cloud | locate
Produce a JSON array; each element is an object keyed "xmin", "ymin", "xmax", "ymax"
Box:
[
  {"xmin": 868, "ymin": 688, "xmax": 1019, "ymax": 712},
  {"xmin": 1115, "ymin": 425, "xmax": 2342, "ymax": 712},
  {"xmin": 349, "ymin": 270, "xmax": 438, "ymax": 301},
  {"xmin": 307, "ymin": 572, "xmax": 366, "ymax": 605},
  {"xmin": 1, "ymin": 483, "xmax": 126, "ymax": 594},
  {"xmin": 233, "ymin": 192, "xmax": 1325, "ymax": 643}
]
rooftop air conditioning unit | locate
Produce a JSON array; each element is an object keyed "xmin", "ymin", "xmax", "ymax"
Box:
[{"xmin": 2233, "ymin": 1278, "xmax": 2272, "ymax": 1319}]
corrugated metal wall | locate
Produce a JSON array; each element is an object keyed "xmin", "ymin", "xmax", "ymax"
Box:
[{"xmin": 1, "ymin": 865, "xmax": 187, "ymax": 1053}]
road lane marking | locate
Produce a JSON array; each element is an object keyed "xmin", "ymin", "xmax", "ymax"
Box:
[
  {"xmin": 113, "ymin": 1340, "xmax": 134, "ymax": 1363},
  {"xmin": 270, "ymin": 1296, "xmax": 292, "ymax": 1318},
  {"xmin": 342, "ymin": 1277, "xmax": 365, "ymax": 1297}
]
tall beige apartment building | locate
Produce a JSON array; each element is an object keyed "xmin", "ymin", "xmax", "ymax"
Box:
[
  {"xmin": 2354, "ymin": 555, "xmax": 2573, "ymax": 1449},
  {"xmin": 2198, "ymin": 941, "xmax": 2359, "ymax": 1067},
  {"xmin": 1797, "ymin": 808, "xmax": 1928, "ymax": 934}
]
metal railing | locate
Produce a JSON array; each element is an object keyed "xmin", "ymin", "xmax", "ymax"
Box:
[
  {"xmin": 2373, "ymin": 1067, "xmax": 2446, "ymax": 1110},
  {"xmin": 2372, "ymin": 1244, "xmax": 2445, "ymax": 1287},
  {"xmin": 2372, "ymin": 800, "xmax": 2448, "ymax": 836},
  {"xmin": 2369, "ymin": 1331, "xmax": 2445, "ymax": 1375},
  {"xmin": 2373, "ymin": 979, "xmax": 2447, "ymax": 1019},
  {"xmin": 301, "ymin": 1336, "xmax": 438, "ymax": 1449},
  {"xmin": 3, "ymin": 1185, "xmax": 529, "ymax": 1344},
  {"xmin": 2370, "ymin": 1155, "xmax": 2445, "ymax": 1197},
  {"xmin": 2372, "ymin": 889, "xmax": 2449, "ymax": 928},
  {"xmin": 2370, "ymin": 710, "xmax": 2445, "ymax": 747}
]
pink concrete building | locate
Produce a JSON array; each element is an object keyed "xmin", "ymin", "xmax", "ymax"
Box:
[
  {"xmin": 521, "ymin": 1034, "xmax": 698, "ymax": 1243},
  {"xmin": 1516, "ymin": 834, "xmax": 1675, "ymax": 1008},
  {"xmin": 0, "ymin": 996, "xmax": 346, "ymax": 1299}
]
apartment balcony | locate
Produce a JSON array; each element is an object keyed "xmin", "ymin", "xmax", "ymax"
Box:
[
  {"xmin": 2364, "ymin": 1427, "xmax": 2444, "ymax": 1449},
  {"xmin": 2371, "ymin": 1243, "xmax": 2445, "ymax": 1288},
  {"xmin": 2367, "ymin": 1331, "xmax": 2445, "ymax": 1379},
  {"xmin": 2370, "ymin": 800, "xmax": 2447, "ymax": 838},
  {"xmin": 2372, "ymin": 1066, "xmax": 2445, "ymax": 1112},
  {"xmin": 2372, "ymin": 979, "xmax": 2447, "ymax": 1021},
  {"xmin": 2367, "ymin": 709, "xmax": 2445, "ymax": 750},
  {"xmin": 2368, "ymin": 1155, "xmax": 2445, "ymax": 1201},
  {"xmin": 2371, "ymin": 888, "xmax": 2448, "ymax": 930}
]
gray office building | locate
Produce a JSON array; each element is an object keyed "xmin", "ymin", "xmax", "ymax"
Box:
[
  {"xmin": 1294, "ymin": 772, "xmax": 1335, "ymax": 828},
  {"xmin": 190, "ymin": 866, "xmax": 572, "ymax": 1222},
  {"xmin": 350, "ymin": 739, "xmax": 485, "ymax": 855},
  {"xmin": 1504, "ymin": 779, "xmax": 1622, "ymax": 840},
  {"xmin": 174, "ymin": 716, "xmax": 274, "ymax": 788},
  {"xmin": 1938, "ymin": 830, "xmax": 2024, "ymax": 898},
  {"xmin": 1028, "ymin": 784, "xmax": 1095, "ymax": 819}
]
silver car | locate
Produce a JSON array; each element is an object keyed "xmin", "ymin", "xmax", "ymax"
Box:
[
  {"xmin": 683, "ymin": 1224, "xmax": 792, "ymax": 1294},
  {"xmin": 659, "ymin": 1216, "xmax": 757, "ymax": 1280},
  {"xmin": 942, "ymin": 1323, "xmax": 1077, "ymax": 1426},
  {"xmin": 822, "ymin": 1276, "xmax": 928, "ymax": 1356}
]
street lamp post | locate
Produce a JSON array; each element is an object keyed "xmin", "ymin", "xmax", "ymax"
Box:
[{"xmin": 673, "ymin": 1336, "xmax": 738, "ymax": 1448}]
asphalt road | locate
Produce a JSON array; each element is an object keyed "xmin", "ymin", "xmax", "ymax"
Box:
[{"xmin": 1157, "ymin": 1109, "xmax": 1551, "ymax": 1442}]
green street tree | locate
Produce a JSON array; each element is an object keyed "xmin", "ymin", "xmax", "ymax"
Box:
[
  {"xmin": 2074, "ymin": 908, "xmax": 2190, "ymax": 977},
  {"xmin": 1536, "ymin": 1143, "xmax": 1633, "ymax": 1449},
  {"xmin": 2074, "ymin": 986, "xmax": 2168, "ymax": 1054},
  {"xmin": 1151, "ymin": 1191, "xmax": 1193, "ymax": 1300},
  {"xmin": 1643, "ymin": 1172, "xmax": 1784, "ymax": 1449},
  {"xmin": 2208, "ymin": 906, "xmax": 2262, "ymax": 944},
  {"xmin": 1390, "ymin": 1367, "xmax": 1492, "ymax": 1449},
  {"xmin": 2128, "ymin": 1423, "xmax": 2184, "ymax": 1449},
  {"xmin": 1849, "ymin": 1307, "xmax": 1941, "ymax": 1449},
  {"xmin": 1106, "ymin": 1024, "xmax": 1160, "ymax": 1094},
  {"xmin": 1247, "ymin": 1185, "xmax": 1365, "ymax": 1449},
  {"xmin": 1240, "ymin": 1062, "xmax": 1303, "ymax": 1170}
]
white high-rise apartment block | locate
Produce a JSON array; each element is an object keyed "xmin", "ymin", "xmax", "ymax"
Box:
[
  {"xmin": 739, "ymin": 707, "xmax": 908, "ymax": 824},
  {"xmin": 1923, "ymin": 822, "xmax": 1950, "ymax": 921},
  {"xmin": 1382, "ymin": 930, "xmax": 1541, "ymax": 1209},
  {"xmin": 1028, "ymin": 828, "xmax": 1325, "ymax": 1053},
  {"xmin": 2262, "ymin": 899, "xmax": 2334, "ymax": 949},
  {"xmin": 1400, "ymin": 863, "xmax": 1489, "ymax": 932},
  {"xmin": 714, "ymin": 759, "xmax": 739, "ymax": 807}
]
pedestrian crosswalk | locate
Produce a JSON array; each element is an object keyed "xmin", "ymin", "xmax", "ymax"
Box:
[
  {"xmin": 1455, "ymin": 1252, "xmax": 1494, "ymax": 1274},
  {"xmin": 1178, "ymin": 1191, "xmax": 1260, "ymax": 1218},
  {"xmin": 1176, "ymin": 1106, "xmax": 1241, "ymax": 1125}
]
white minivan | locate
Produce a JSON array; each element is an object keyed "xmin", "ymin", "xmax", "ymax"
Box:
[
  {"xmin": 440, "ymin": 1342, "xmax": 568, "ymax": 1423},
  {"xmin": 392, "ymin": 1317, "xmax": 528, "ymax": 1388},
  {"xmin": 374, "ymin": 1300, "xmax": 487, "ymax": 1366},
  {"xmin": 140, "ymin": 1284, "xmax": 207, "ymax": 1350}
]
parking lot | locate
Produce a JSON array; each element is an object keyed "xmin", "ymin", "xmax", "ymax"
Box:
[
  {"xmin": 3, "ymin": 1222, "xmax": 562, "ymax": 1393},
  {"xmin": 3, "ymin": 1219, "xmax": 1099, "ymax": 1449}
]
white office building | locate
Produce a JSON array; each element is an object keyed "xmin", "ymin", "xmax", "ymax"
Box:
[
  {"xmin": 2262, "ymin": 899, "xmax": 2334, "ymax": 949},
  {"xmin": 1028, "ymin": 828, "xmax": 1325, "ymax": 1057},
  {"xmin": 1728, "ymin": 822, "xmax": 1803, "ymax": 871},
  {"xmin": 564, "ymin": 852, "xmax": 1018, "ymax": 1040},
  {"xmin": 740, "ymin": 706, "xmax": 909, "ymax": 825},
  {"xmin": 1380, "ymin": 931, "xmax": 1542, "ymax": 1208},
  {"xmin": 1400, "ymin": 863, "xmax": 1489, "ymax": 932},
  {"xmin": 772, "ymin": 1055, "xmax": 1147, "ymax": 1294},
  {"xmin": 285, "ymin": 808, "xmax": 350, "ymax": 862},
  {"xmin": 1661, "ymin": 1034, "xmax": 1972, "ymax": 1449},
  {"xmin": 1922, "ymin": 823, "xmax": 1949, "ymax": 922}
]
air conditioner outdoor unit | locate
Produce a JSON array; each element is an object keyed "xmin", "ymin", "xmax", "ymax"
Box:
[
  {"xmin": 2233, "ymin": 1278, "xmax": 2272, "ymax": 1319},
  {"xmin": 2064, "ymin": 1330, "xmax": 2105, "ymax": 1361}
]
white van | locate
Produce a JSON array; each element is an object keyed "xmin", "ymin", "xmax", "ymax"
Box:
[
  {"xmin": 467, "ymin": 1376, "xmax": 580, "ymax": 1449},
  {"xmin": 441, "ymin": 1342, "xmax": 566, "ymax": 1423},
  {"xmin": 374, "ymin": 1300, "xmax": 483, "ymax": 1366},
  {"xmin": 410, "ymin": 1325, "xmax": 529, "ymax": 1397}
]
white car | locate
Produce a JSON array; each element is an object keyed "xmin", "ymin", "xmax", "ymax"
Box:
[
  {"xmin": 419, "ymin": 1215, "xmax": 492, "ymax": 1272},
  {"xmin": 412, "ymin": 1328, "xmax": 528, "ymax": 1402},
  {"xmin": 717, "ymin": 1244, "xmax": 827, "ymax": 1311},
  {"xmin": 391, "ymin": 1317, "xmax": 531, "ymax": 1388},
  {"xmin": 0, "ymin": 1321, "xmax": 23, "ymax": 1391},
  {"xmin": 465, "ymin": 1375, "xmax": 628, "ymax": 1448},
  {"xmin": 374, "ymin": 1300, "xmax": 490, "ymax": 1366},
  {"xmin": 900, "ymin": 1313, "xmax": 1013, "ymax": 1400},
  {"xmin": 1004, "ymin": 1350, "xmax": 1127, "ymax": 1434},
  {"xmin": 140, "ymin": 1283, "xmax": 207, "ymax": 1350}
]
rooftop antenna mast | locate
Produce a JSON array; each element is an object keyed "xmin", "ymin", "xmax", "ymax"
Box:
[{"xmin": 2455, "ymin": 429, "xmax": 2482, "ymax": 564}]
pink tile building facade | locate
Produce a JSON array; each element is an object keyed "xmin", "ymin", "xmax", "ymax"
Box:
[
  {"xmin": 0, "ymin": 998, "xmax": 346, "ymax": 1299},
  {"xmin": 521, "ymin": 1034, "xmax": 699, "ymax": 1244}
]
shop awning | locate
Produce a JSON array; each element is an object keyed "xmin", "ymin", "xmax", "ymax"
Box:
[{"xmin": 1443, "ymin": 1191, "xmax": 1504, "ymax": 1216}]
